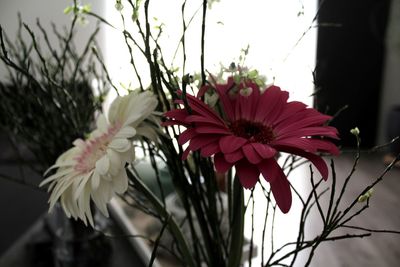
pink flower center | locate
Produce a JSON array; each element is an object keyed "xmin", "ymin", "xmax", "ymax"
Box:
[
  {"xmin": 74, "ymin": 122, "xmax": 122, "ymax": 173},
  {"xmin": 229, "ymin": 119, "xmax": 275, "ymax": 144}
]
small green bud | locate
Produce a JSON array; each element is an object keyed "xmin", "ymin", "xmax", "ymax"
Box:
[
  {"xmin": 350, "ymin": 127, "xmax": 360, "ymax": 136},
  {"xmin": 91, "ymin": 45, "xmax": 98, "ymax": 54},
  {"xmin": 115, "ymin": 0, "xmax": 124, "ymax": 11},
  {"xmin": 132, "ymin": 10, "xmax": 139, "ymax": 22},
  {"xmin": 247, "ymin": 69, "xmax": 258, "ymax": 79},
  {"xmin": 233, "ymin": 75, "xmax": 241, "ymax": 84},
  {"xmin": 63, "ymin": 6, "xmax": 73, "ymax": 14},
  {"xmin": 358, "ymin": 188, "xmax": 374, "ymax": 202},
  {"xmin": 81, "ymin": 4, "xmax": 91, "ymax": 13}
]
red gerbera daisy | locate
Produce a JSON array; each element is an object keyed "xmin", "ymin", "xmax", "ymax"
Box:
[{"xmin": 164, "ymin": 77, "xmax": 339, "ymax": 213}]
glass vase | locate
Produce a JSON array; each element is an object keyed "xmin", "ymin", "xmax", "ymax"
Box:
[{"xmin": 46, "ymin": 203, "xmax": 111, "ymax": 267}]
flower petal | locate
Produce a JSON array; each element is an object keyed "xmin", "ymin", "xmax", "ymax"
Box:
[
  {"xmin": 96, "ymin": 155, "xmax": 110, "ymax": 176},
  {"xmin": 214, "ymin": 153, "xmax": 233, "ymax": 173},
  {"xmin": 91, "ymin": 171, "xmax": 101, "ymax": 190},
  {"xmin": 254, "ymin": 86, "xmax": 288, "ymax": 124},
  {"xmin": 96, "ymin": 114, "xmax": 108, "ymax": 132},
  {"xmin": 113, "ymin": 168, "xmax": 129, "ymax": 193},
  {"xmin": 200, "ymin": 142, "xmax": 221, "ymax": 157},
  {"xmin": 189, "ymin": 135, "xmax": 220, "ymax": 151},
  {"xmin": 252, "ymin": 143, "xmax": 276, "ymax": 159},
  {"xmin": 109, "ymin": 138, "xmax": 131, "ymax": 152},
  {"xmin": 178, "ymin": 128, "xmax": 197, "ymax": 145},
  {"xmin": 235, "ymin": 160, "xmax": 260, "ymax": 189},
  {"xmin": 242, "ymin": 143, "xmax": 263, "ymax": 164},
  {"xmin": 115, "ymin": 126, "xmax": 137, "ymax": 139},
  {"xmin": 277, "ymin": 147, "xmax": 329, "ymax": 180},
  {"xmin": 259, "ymin": 158, "xmax": 292, "ymax": 213},
  {"xmin": 219, "ymin": 135, "xmax": 248, "ymax": 154},
  {"xmin": 224, "ymin": 149, "xmax": 244, "ymax": 163}
]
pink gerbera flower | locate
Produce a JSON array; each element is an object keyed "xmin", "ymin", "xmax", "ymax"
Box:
[{"xmin": 164, "ymin": 77, "xmax": 339, "ymax": 213}]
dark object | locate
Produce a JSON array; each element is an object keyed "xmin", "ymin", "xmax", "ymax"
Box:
[
  {"xmin": 44, "ymin": 204, "xmax": 111, "ymax": 267},
  {"xmin": 314, "ymin": 0, "xmax": 391, "ymax": 148},
  {"xmin": 0, "ymin": 209, "xmax": 146, "ymax": 267},
  {"xmin": 386, "ymin": 105, "xmax": 400, "ymax": 154}
]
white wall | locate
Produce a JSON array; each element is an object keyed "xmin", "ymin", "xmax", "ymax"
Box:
[
  {"xmin": 0, "ymin": 0, "xmax": 106, "ymax": 80},
  {"xmin": 377, "ymin": 0, "xmax": 400, "ymax": 145}
]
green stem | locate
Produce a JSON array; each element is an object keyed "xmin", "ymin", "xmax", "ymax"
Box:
[
  {"xmin": 227, "ymin": 175, "xmax": 244, "ymax": 267},
  {"xmin": 126, "ymin": 168, "xmax": 196, "ymax": 267}
]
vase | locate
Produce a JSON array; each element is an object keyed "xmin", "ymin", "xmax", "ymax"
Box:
[{"xmin": 46, "ymin": 203, "xmax": 111, "ymax": 267}]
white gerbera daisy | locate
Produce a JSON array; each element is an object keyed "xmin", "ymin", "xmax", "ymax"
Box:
[{"xmin": 40, "ymin": 91, "xmax": 158, "ymax": 226}]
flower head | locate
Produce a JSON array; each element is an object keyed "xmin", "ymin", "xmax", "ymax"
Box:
[
  {"xmin": 40, "ymin": 91, "xmax": 158, "ymax": 226},
  {"xmin": 164, "ymin": 78, "xmax": 339, "ymax": 213}
]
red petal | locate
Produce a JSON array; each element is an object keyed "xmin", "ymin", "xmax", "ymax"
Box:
[
  {"xmin": 189, "ymin": 135, "xmax": 220, "ymax": 151},
  {"xmin": 237, "ymin": 83, "xmax": 260, "ymax": 120},
  {"xmin": 252, "ymin": 143, "xmax": 276, "ymax": 159},
  {"xmin": 186, "ymin": 115, "xmax": 224, "ymax": 125},
  {"xmin": 278, "ymin": 147, "xmax": 329, "ymax": 180},
  {"xmin": 271, "ymin": 138, "xmax": 316, "ymax": 153},
  {"xmin": 219, "ymin": 135, "xmax": 248, "ymax": 154},
  {"xmin": 195, "ymin": 125, "xmax": 230, "ymax": 134},
  {"xmin": 178, "ymin": 128, "xmax": 197, "ymax": 145},
  {"xmin": 161, "ymin": 120, "xmax": 180, "ymax": 127},
  {"xmin": 214, "ymin": 153, "xmax": 233, "ymax": 173},
  {"xmin": 224, "ymin": 149, "xmax": 245, "ymax": 163},
  {"xmin": 310, "ymin": 139, "xmax": 340, "ymax": 155},
  {"xmin": 273, "ymin": 101, "xmax": 307, "ymax": 126},
  {"xmin": 259, "ymin": 158, "xmax": 292, "ymax": 213},
  {"xmin": 235, "ymin": 160, "xmax": 260, "ymax": 189},
  {"xmin": 254, "ymin": 86, "xmax": 288, "ymax": 124},
  {"xmin": 276, "ymin": 126, "xmax": 339, "ymax": 140},
  {"xmin": 201, "ymin": 142, "xmax": 221, "ymax": 157},
  {"xmin": 182, "ymin": 147, "xmax": 191, "ymax": 160},
  {"xmin": 197, "ymin": 84, "xmax": 212, "ymax": 97},
  {"xmin": 242, "ymin": 143, "xmax": 263, "ymax": 164},
  {"xmin": 274, "ymin": 113, "xmax": 332, "ymax": 134},
  {"xmin": 186, "ymin": 93, "xmax": 227, "ymax": 125},
  {"xmin": 216, "ymin": 79, "xmax": 236, "ymax": 121},
  {"xmin": 164, "ymin": 109, "xmax": 188, "ymax": 122}
]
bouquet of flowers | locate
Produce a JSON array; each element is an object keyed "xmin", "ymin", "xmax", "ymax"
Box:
[{"xmin": 1, "ymin": 1, "xmax": 399, "ymax": 266}]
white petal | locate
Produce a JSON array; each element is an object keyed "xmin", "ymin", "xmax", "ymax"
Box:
[
  {"xmin": 73, "ymin": 139, "xmax": 86, "ymax": 149},
  {"xmin": 96, "ymin": 155, "xmax": 110, "ymax": 175},
  {"xmin": 114, "ymin": 126, "xmax": 136, "ymax": 139},
  {"xmin": 92, "ymin": 185, "xmax": 110, "ymax": 217},
  {"xmin": 96, "ymin": 114, "xmax": 108, "ymax": 132},
  {"xmin": 91, "ymin": 171, "xmax": 101, "ymax": 190},
  {"xmin": 108, "ymin": 96, "xmax": 124, "ymax": 124},
  {"xmin": 73, "ymin": 172, "xmax": 92, "ymax": 200},
  {"xmin": 106, "ymin": 149, "xmax": 123, "ymax": 176},
  {"xmin": 122, "ymin": 114, "xmax": 141, "ymax": 127},
  {"xmin": 113, "ymin": 168, "xmax": 129, "ymax": 194},
  {"xmin": 48, "ymin": 173, "xmax": 78, "ymax": 207},
  {"xmin": 83, "ymin": 185, "xmax": 94, "ymax": 226},
  {"xmin": 108, "ymin": 138, "xmax": 131, "ymax": 152},
  {"xmin": 77, "ymin": 193, "xmax": 88, "ymax": 225},
  {"xmin": 136, "ymin": 125, "xmax": 159, "ymax": 143},
  {"xmin": 40, "ymin": 167, "xmax": 74, "ymax": 186}
]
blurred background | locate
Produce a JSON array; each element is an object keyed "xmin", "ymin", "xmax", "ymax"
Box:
[{"xmin": 0, "ymin": 0, "xmax": 399, "ymax": 265}]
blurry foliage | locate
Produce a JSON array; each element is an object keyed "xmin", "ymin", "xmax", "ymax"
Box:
[{"xmin": 0, "ymin": 13, "xmax": 109, "ymax": 174}]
